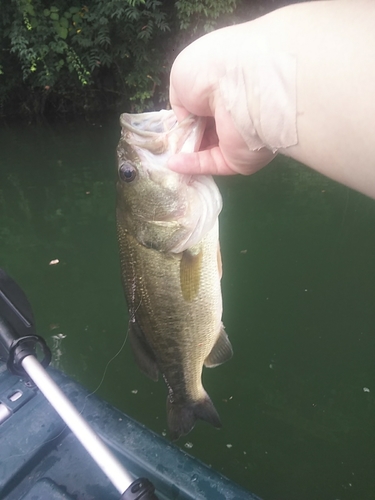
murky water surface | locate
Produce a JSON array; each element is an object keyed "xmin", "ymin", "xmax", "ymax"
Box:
[{"xmin": 1, "ymin": 122, "xmax": 374, "ymax": 500}]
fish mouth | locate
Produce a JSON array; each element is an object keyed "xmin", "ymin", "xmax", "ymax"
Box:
[
  {"xmin": 119, "ymin": 110, "xmax": 206, "ymax": 156},
  {"xmin": 120, "ymin": 110, "xmax": 179, "ymax": 137}
]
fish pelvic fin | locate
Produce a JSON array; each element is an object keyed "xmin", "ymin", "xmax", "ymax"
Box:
[
  {"xmin": 128, "ymin": 320, "xmax": 159, "ymax": 381},
  {"xmin": 204, "ymin": 324, "xmax": 233, "ymax": 368},
  {"xmin": 167, "ymin": 393, "xmax": 222, "ymax": 441}
]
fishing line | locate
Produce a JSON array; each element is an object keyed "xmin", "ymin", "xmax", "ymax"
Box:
[
  {"xmin": 64, "ymin": 326, "xmax": 130, "ymax": 423},
  {"xmin": 84, "ymin": 328, "xmax": 129, "ymax": 399}
]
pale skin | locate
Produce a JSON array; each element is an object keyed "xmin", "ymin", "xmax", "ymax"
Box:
[{"xmin": 168, "ymin": 1, "xmax": 375, "ymax": 199}]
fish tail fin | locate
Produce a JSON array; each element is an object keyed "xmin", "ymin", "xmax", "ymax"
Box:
[{"xmin": 167, "ymin": 393, "xmax": 221, "ymax": 441}]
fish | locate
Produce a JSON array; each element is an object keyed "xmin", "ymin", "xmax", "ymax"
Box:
[{"xmin": 116, "ymin": 109, "xmax": 233, "ymax": 440}]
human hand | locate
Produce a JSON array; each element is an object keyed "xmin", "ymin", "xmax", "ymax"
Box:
[
  {"xmin": 168, "ymin": 25, "xmax": 276, "ymax": 176},
  {"xmin": 171, "ymin": 2, "xmax": 375, "ymax": 199}
]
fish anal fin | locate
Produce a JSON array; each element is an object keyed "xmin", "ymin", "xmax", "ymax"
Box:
[
  {"xmin": 128, "ymin": 320, "xmax": 159, "ymax": 381},
  {"xmin": 180, "ymin": 247, "xmax": 203, "ymax": 302},
  {"xmin": 167, "ymin": 392, "xmax": 221, "ymax": 441},
  {"xmin": 204, "ymin": 324, "xmax": 233, "ymax": 368}
]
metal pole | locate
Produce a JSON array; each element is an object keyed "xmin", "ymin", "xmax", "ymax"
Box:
[{"xmin": 21, "ymin": 355, "xmax": 133, "ymax": 495}]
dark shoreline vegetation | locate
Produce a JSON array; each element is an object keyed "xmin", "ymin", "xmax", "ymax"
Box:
[{"xmin": 1, "ymin": 0, "xmax": 302, "ymax": 123}]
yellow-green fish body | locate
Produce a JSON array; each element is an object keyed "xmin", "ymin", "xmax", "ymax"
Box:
[{"xmin": 116, "ymin": 110, "xmax": 232, "ymax": 440}]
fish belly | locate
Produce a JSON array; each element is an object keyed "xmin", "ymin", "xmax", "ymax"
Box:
[{"xmin": 117, "ymin": 220, "xmax": 231, "ymax": 438}]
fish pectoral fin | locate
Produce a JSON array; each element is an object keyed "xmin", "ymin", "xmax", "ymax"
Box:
[
  {"xmin": 128, "ymin": 320, "xmax": 159, "ymax": 381},
  {"xmin": 167, "ymin": 392, "xmax": 221, "ymax": 441},
  {"xmin": 179, "ymin": 247, "xmax": 203, "ymax": 302},
  {"xmin": 204, "ymin": 324, "xmax": 233, "ymax": 368}
]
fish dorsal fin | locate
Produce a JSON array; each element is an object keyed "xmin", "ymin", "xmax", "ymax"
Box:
[
  {"xmin": 128, "ymin": 319, "xmax": 159, "ymax": 381},
  {"xmin": 204, "ymin": 325, "xmax": 233, "ymax": 368},
  {"xmin": 179, "ymin": 247, "xmax": 203, "ymax": 302}
]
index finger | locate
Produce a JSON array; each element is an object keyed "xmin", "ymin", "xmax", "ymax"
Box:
[{"xmin": 169, "ymin": 80, "xmax": 191, "ymax": 122}]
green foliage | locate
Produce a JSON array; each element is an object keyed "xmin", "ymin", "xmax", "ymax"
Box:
[
  {"xmin": 0, "ymin": 0, "xmax": 171, "ymax": 117},
  {"xmin": 0, "ymin": 0, "xmax": 241, "ymax": 119},
  {"xmin": 175, "ymin": 0, "xmax": 237, "ymax": 34}
]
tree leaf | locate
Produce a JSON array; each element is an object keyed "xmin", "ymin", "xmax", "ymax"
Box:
[
  {"xmin": 60, "ymin": 17, "xmax": 69, "ymax": 28},
  {"xmin": 59, "ymin": 27, "xmax": 68, "ymax": 40}
]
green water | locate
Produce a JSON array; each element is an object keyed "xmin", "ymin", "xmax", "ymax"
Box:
[{"xmin": 1, "ymin": 122, "xmax": 374, "ymax": 500}]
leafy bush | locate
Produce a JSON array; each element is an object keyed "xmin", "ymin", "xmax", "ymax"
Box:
[
  {"xmin": 1, "ymin": 0, "xmax": 171, "ymax": 117},
  {"xmin": 0, "ymin": 0, "xmax": 246, "ymax": 119}
]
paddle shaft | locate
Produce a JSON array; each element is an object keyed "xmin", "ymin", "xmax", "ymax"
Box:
[
  {"xmin": 0, "ymin": 268, "xmax": 158, "ymax": 499},
  {"xmin": 22, "ymin": 354, "xmax": 133, "ymax": 495}
]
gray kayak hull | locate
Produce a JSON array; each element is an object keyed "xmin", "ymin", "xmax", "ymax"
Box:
[{"xmin": 0, "ymin": 362, "xmax": 260, "ymax": 500}]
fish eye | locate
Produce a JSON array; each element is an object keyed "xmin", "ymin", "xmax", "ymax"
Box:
[{"xmin": 119, "ymin": 162, "xmax": 137, "ymax": 183}]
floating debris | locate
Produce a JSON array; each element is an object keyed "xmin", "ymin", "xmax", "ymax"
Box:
[
  {"xmin": 49, "ymin": 259, "xmax": 59, "ymax": 266},
  {"xmin": 222, "ymin": 395, "xmax": 233, "ymax": 403},
  {"xmin": 363, "ymin": 387, "xmax": 370, "ymax": 393},
  {"xmin": 240, "ymin": 249, "xmax": 248, "ymax": 254},
  {"xmin": 184, "ymin": 442, "xmax": 193, "ymax": 449},
  {"xmin": 51, "ymin": 333, "xmax": 66, "ymax": 340},
  {"xmin": 131, "ymin": 389, "xmax": 138, "ymax": 394},
  {"xmin": 226, "ymin": 444, "xmax": 232, "ymax": 449}
]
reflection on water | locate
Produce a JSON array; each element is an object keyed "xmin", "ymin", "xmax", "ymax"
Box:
[{"xmin": 1, "ymin": 122, "xmax": 375, "ymax": 500}]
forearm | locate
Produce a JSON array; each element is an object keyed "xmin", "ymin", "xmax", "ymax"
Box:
[
  {"xmin": 169, "ymin": 1, "xmax": 375, "ymax": 195},
  {"xmin": 241, "ymin": 1, "xmax": 375, "ymax": 197}
]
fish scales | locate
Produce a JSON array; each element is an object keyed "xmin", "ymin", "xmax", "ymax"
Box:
[
  {"xmin": 118, "ymin": 223, "xmax": 221, "ymax": 398},
  {"xmin": 116, "ymin": 110, "xmax": 233, "ymax": 440}
]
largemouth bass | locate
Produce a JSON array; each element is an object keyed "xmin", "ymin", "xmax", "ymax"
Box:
[{"xmin": 116, "ymin": 109, "xmax": 232, "ymax": 440}]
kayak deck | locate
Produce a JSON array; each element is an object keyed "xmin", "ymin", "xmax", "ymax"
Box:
[{"xmin": 0, "ymin": 362, "xmax": 260, "ymax": 500}]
